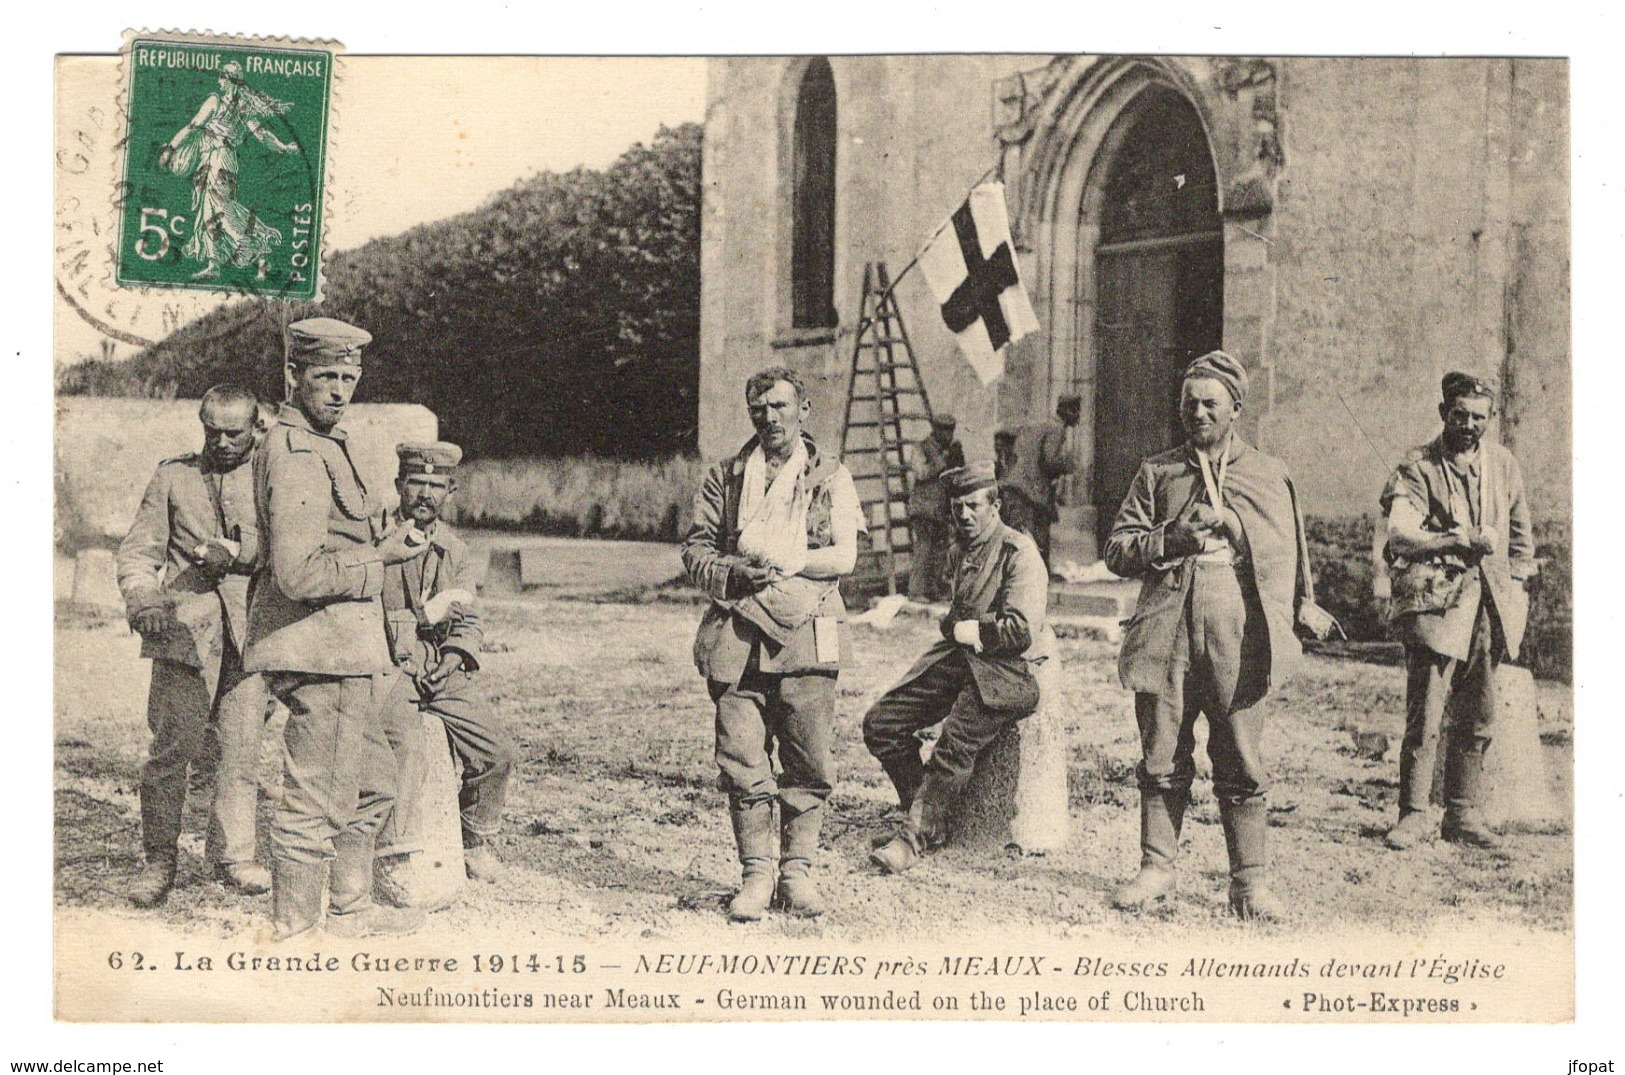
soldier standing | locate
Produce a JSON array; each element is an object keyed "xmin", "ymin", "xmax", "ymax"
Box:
[
  {"xmin": 1104, "ymin": 352, "xmax": 1328, "ymax": 921},
  {"xmin": 1002, "ymin": 394, "xmax": 1080, "ymax": 567},
  {"xmin": 117, "ymin": 385, "xmax": 271, "ymax": 906},
  {"xmin": 681, "ymin": 367, "xmax": 861, "ymax": 921},
  {"xmin": 244, "ymin": 317, "xmax": 430, "ymax": 940},
  {"xmin": 373, "ymin": 441, "xmax": 518, "ymax": 903},
  {"xmin": 865, "ymin": 462, "xmax": 1052, "ymax": 873},
  {"xmin": 1380, "ymin": 372, "xmax": 1535, "ymax": 851},
  {"xmin": 906, "ymin": 413, "xmax": 964, "ymax": 602}
]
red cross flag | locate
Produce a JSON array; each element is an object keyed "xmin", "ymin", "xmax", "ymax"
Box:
[{"xmin": 917, "ymin": 182, "xmax": 1040, "ymax": 385}]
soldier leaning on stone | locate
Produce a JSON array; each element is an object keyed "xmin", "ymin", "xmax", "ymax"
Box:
[
  {"xmin": 1380, "ymin": 372, "xmax": 1536, "ymax": 852},
  {"xmin": 372, "ymin": 441, "xmax": 518, "ymax": 905},
  {"xmin": 243, "ymin": 317, "xmax": 431, "ymax": 940},
  {"xmin": 905, "ymin": 413, "xmax": 964, "ymax": 603},
  {"xmin": 117, "ymin": 384, "xmax": 272, "ymax": 907},
  {"xmin": 865, "ymin": 461, "xmax": 1052, "ymax": 874}
]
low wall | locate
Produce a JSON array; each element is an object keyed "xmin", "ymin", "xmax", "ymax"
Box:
[{"xmin": 55, "ymin": 398, "xmax": 438, "ymax": 551}]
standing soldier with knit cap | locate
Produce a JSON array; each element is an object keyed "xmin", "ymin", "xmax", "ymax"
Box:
[
  {"xmin": 1105, "ymin": 351, "xmax": 1331, "ymax": 921},
  {"xmin": 682, "ymin": 366, "xmax": 861, "ymax": 922},
  {"xmin": 1380, "ymin": 372, "xmax": 1535, "ymax": 851},
  {"xmin": 244, "ymin": 317, "xmax": 431, "ymax": 940}
]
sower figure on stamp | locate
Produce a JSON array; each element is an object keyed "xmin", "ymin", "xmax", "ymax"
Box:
[
  {"xmin": 1380, "ymin": 372, "xmax": 1535, "ymax": 852},
  {"xmin": 1105, "ymin": 352, "xmax": 1334, "ymax": 921},
  {"xmin": 117, "ymin": 385, "xmax": 272, "ymax": 907},
  {"xmin": 866, "ymin": 462, "xmax": 1052, "ymax": 874},
  {"xmin": 1001, "ymin": 394, "xmax": 1080, "ymax": 568},
  {"xmin": 244, "ymin": 318, "xmax": 432, "ymax": 940},
  {"xmin": 906, "ymin": 413, "xmax": 964, "ymax": 603},
  {"xmin": 372, "ymin": 441, "xmax": 518, "ymax": 904},
  {"xmin": 682, "ymin": 367, "xmax": 861, "ymax": 922}
]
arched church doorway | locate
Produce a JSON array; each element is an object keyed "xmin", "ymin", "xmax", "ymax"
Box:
[{"xmin": 1089, "ymin": 84, "xmax": 1223, "ymax": 545}]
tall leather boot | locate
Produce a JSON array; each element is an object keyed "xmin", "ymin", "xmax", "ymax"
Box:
[
  {"xmin": 727, "ymin": 801, "xmax": 778, "ymax": 922},
  {"xmin": 271, "ymin": 858, "xmax": 328, "ymax": 942},
  {"xmin": 1222, "ymin": 798, "xmax": 1284, "ymax": 922},
  {"xmin": 326, "ymin": 829, "xmax": 425, "ymax": 937},
  {"xmin": 1111, "ymin": 787, "xmax": 1186, "ymax": 910},
  {"xmin": 775, "ymin": 803, "xmax": 825, "ymax": 918},
  {"xmin": 131, "ymin": 785, "xmax": 183, "ymax": 908},
  {"xmin": 877, "ymin": 752, "xmax": 924, "ymax": 814},
  {"xmin": 871, "ymin": 773, "xmax": 949, "ymax": 875},
  {"xmin": 1441, "ymin": 735, "xmax": 1502, "ymax": 849}
]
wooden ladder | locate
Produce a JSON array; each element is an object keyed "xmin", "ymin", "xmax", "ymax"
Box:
[{"xmin": 839, "ymin": 261, "xmax": 938, "ymax": 594}]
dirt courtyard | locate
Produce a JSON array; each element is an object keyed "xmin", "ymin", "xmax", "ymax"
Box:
[{"xmin": 54, "ymin": 571, "xmax": 1573, "ymax": 947}]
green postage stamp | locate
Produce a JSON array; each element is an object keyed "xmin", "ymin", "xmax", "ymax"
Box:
[{"xmin": 116, "ymin": 31, "xmax": 339, "ymax": 300}]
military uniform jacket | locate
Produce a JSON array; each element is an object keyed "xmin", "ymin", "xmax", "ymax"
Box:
[
  {"xmin": 892, "ymin": 520, "xmax": 1054, "ymax": 713},
  {"xmin": 1105, "ymin": 438, "xmax": 1312, "ymax": 709},
  {"xmin": 244, "ymin": 405, "xmax": 391, "ymax": 676},
  {"xmin": 906, "ymin": 435, "xmax": 964, "ymax": 519},
  {"xmin": 682, "ymin": 433, "xmax": 855, "ymax": 684},
  {"xmin": 116, "ymin": 452, "xmax": 259, "ymax": 675},
  {"xmin": 1008, "ymin": 419, "xmax": 1075, "ymax": 509},
  {"xmin": 377, "ymin": 512, "xmax": 483, "ymax": 678},
  {"xmin": 1380, "ymin": 436, "xmax": 1534, "ymax": 661}
]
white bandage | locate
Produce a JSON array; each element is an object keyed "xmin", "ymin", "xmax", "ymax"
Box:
[{"xmin": 952, "ymin": 619, "xmax": 983, "ymax": 652}]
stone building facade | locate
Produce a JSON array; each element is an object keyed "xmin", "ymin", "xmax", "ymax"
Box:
[{"xmin": 699, "ymin": 56, "xmax": 1568, "ymax": 562}]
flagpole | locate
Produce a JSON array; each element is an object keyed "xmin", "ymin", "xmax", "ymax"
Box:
[{"xmin": 868, "ymin": 162, "xmax": 1001, "ymax": 311}]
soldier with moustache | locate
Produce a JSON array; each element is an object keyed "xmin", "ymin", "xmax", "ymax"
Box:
[
  {"xmin": 372, "ymin": 441, "xmax": 518, "ymax": 903},
  {"xmin": 244, "ymin": 317, "xmax": 431, "ymax": 940},
  {"xmin": 1380, "ymin": 372, "xmax": 1536, "ymax": 851},
  {"xmin": 865, "ymin": 461, "xmax": 1053, "ymax": 873},
  {"xmin": 117, "ymin": 384, "xmax": 272, "ymax": 907}
]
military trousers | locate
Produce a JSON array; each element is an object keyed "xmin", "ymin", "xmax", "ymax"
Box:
[
  {"xmin": 139, "ymin": 651, "xmax": 268, "ymax": 865},
  {"xmin": 377, "ymin": 668, "xmax": 517, "ymax": 854},
  {"xmin": 267, "ymin": 672, "xmax": 395, "ymax": 865},
  {"xmin": 863, "ymin": 651, "xmax": 1025, "ymax": 813},
  {"xmin": 709, "ymin": 667, "xmax": 836, "ymax": 814},
  {"xmin": 1399, "ymin": 600, "xmax": 1500, "ymax": 814},
  {"xmin": 1135, "ymin": 562, "xmax": 1270, "ymax": 804}
]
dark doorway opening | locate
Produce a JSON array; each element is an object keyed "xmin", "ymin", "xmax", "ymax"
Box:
[{"xmin": 1091, "ymin": 84, "xmax": 1223, "ymax": 546}]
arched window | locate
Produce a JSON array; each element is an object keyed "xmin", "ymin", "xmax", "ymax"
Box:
[{"xmin": 790, "ymin": 58, "xmax": 837, "ymax": 329}]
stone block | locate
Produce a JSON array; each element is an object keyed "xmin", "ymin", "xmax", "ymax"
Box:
[
  {"xmin": 950, "ymin": 632, "xmax": 1070, "ymax": 854},
  {"xmin": 484, "ymin": 547, "xmax": 524, "ymax": 595},
  {"xmin": 1482, "ymin": 665, "xmax": 1563, "ymax": 828},
  {"xmin": 375, "ymin": 711, "xmax": 465, "ymax": 910}
]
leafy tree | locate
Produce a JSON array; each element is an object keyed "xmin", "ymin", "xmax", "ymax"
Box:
[{"xmin": 59, "ymin": 123, "xmax": 703, "ymax": 459}]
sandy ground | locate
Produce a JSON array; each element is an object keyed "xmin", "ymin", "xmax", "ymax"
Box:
[{"xmin": 54, "ymin": 574, "xmax": 1572, "ymax": 948}]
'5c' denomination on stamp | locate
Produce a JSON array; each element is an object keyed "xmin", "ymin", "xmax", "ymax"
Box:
[{"xmin": 116, "ymin": 31, "xmax": 339, "ymax": 301}]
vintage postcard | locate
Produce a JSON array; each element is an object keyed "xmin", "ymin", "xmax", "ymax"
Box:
[{"xmin": 51, "ymin": 35, "xmax": 1578, "ymax": 1036}]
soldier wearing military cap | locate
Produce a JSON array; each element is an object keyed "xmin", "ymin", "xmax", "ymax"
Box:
[
  {"xmin": 906, "ymin": 412, "xmax": 965, "ymax": 602},
  {"xmin": 867, "ymin": 461, "xmax": 1053, "ymax": 873},
  {"xmin": 1002, "ymin": 393, "xmax": 1080, "ymax": 568},
  {"xmin": 116, "ymin": 384, "xmax": 272, "ymax": 907},
  {"xmin": 1104, "ymin": 351, "xmax": 1332, "ymax": 921},
  {"xmin": 372, "ymin": 441, "xmax": 518, "ymax": 903},
  {"xmin": 244, "ymin": 316, "xmax": 431, "ymax": 940},
  {"xmin": 1380, "ymin": 371, "xmax": 1535, "ymax": 852}
]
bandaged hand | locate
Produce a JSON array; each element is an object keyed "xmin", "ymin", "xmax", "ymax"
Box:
[{"xmin": 952, "ymin": 619, "xmax": 983, "ymax": 653}]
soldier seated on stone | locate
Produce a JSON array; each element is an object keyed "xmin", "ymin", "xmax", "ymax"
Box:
[
  {"xmin": 372, "ymin": 441, "xmax": 518, "ymax": 905},
  {"xmin": 117, "ymin": 384, "xmax": 272, "ymax": 908},
  {"xmin": 865, "ymin": 462, "xmax": 1052, "ymax": 874}
]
